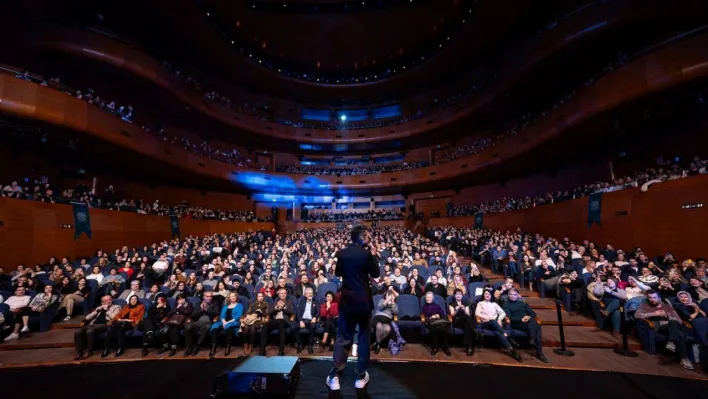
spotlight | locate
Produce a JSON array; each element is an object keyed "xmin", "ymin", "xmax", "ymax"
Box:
[{"xmin": 340, "ymin": 115, "xmax": 347, "ymax": 122}]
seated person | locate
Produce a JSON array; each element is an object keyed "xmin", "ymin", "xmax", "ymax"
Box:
[
  {"xmin": 118, "ymin": 279, "xmax": 146, "ymax": 301},
  {"xmin": 73, "ymin": 295, "xmax": 122, "ymax": 360},
  {"xmin": 494, "ymin": 278, "xmax": 520, "ymax": 304},
  {"xmin": 533, "ymin": 261, "xmax": 559, "ymax": 296},
  {"xmin": 624, "ymin": 276, "xmax": 651, "ymax": 312},
  {"xmin": 422, "ymin": 291, "xmax": 451, "ymax": 356},
  {"xmin": 275, "ymin": 277, "xmax": 293, "ymax": 296},
  {"xmin": 319, "ymin": 291, "xmax": 339, "ymax": 352},
  {"xmin": 374, "ymin": 276, "xmax": 400, "ymax": 296},
  {"xmin": 2, "ymin": 286, "xmax": 33, "ymax": 342},
  {"xmin": 558, "ymin": 270, "xmax": 585, "ymax": 313},
  {"xmin": 209, "ymin": 292, "xmax": 244, "ymax": 357},
  {"xmin": 260, "ymin": 287, "xmax": 295, "ymax": 356},
  {"xmin": 635, "ymin": 290, "xmax": 693, "ymax": 370},
  {"xmin": 160, "ymin": 294, "xmax": 193, "ymax": 357},
  {"xmin": 167, "ymin": 281, "xmax": 187, "ymax": 298},
  {"xmin": 183, "ymin": 291, "xmax": 220, "ymax": 357},
  {"xmin": 475, "ymin": 290, "xmax": 522, "ymax": 362},
  {"xmin": 424, "ymin": 275, "xmax": 447, "ymax": 298},
  {"xmin": 686, "ymin": 276, "xmax": 708, "ymax": 307},
  {"xmin": 294, "ymin": 287, "xmax": 319, "ymax": 354},
  {"xmin": 242, "ymin": 292, "xmax": 269, "ymax": 356},
  {"xmin": 588, "ymin": 275, "xmax": 626, "ymax": 336},
  {"xmin": 372, "ymin": 291, "xmax": 398, "ymax": 354},
  {"xmin": 103, "ymin": 268, "xmax": 126, "ymax": 297},
  {"xmin": 403, "ymin": 277, "xmax": 424, "ymax": 298},
  {"xmin": 446, "ymin": 274, "xmax": 467, "ymax": 297},
  {"xmin": 448, "ymin": 288, "xmax": 477, "ymax": 356},
  {"xmin": 674, "ymin": 291, "xmax": 706, "ymax": 322},
  {"xmin": 59, "ymin": 277, "xmax": 91, "ymax": 321},
  {"xmin": 502, "ymin": 288, "xmax": 548, "ymax": 363},
  {"xmin": 103, "ymin": 294, "xmax": 145, "ymax": 358},
  {"xmin": 141, "ymin": 293, "xmax": 171, "ymax": 356},
  {"xmin": 294, "ymin": 275, "xmax": 315, "ymax": 298}
]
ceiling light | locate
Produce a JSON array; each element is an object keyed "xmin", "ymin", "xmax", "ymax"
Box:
[
  {"xmin": 340, "ymin": 115, "xmax": 347, "ymax": 121},
  {"xmin": 206, "ymin": 13, "xmax": 210, "ymax": 16}
]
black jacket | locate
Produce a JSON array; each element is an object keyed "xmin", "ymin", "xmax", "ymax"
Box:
[
  {"xmin": 190, "ymin": 300, "xmax": 220, "ymax": 320},
  {"xmin": 335, "ymin": 243, "xmax": 381, "ymax": 313}
]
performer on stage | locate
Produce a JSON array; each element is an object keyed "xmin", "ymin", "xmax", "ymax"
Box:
[{"xmin": 326, "ymin": 225, "xmax": 381, "ymax": 391}]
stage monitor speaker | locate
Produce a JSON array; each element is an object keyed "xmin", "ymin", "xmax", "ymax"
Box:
[{"xmin": 212, "ymin": 356, "xmax": 300, "ymax": 398}]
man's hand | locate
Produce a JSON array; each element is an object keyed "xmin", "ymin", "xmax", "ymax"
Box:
[
  {"xmin": 521, "ymin": 315, "xmax": 531, "ymax": 323},
  {"xmin": 655, "ymin": 310, "xmax": 667, "ymax": 318},
  {"xmin": 299, "ymin": 321, "xmax": 305, "ymax": 329}
]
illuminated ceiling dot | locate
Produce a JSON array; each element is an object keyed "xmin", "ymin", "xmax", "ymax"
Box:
[
  {"xmin": 236, "ymin": 20, "xmax": 240, "ymax": 28},
  {"xmin": 261, "ymin": 41, "xmax": 267, "ymax": 49}
]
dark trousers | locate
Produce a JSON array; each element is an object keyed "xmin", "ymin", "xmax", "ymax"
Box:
[
  {"xmin": 244, "ymin": 324, "xmax": 261, "ymax": 345},
  {"xmin": 261, "ymin": 318, "xmax": 287, "ymax": 350},
  {"xmin": 74, "ymin": 323, "xmax": 108, "ymax": 352},
  {"xmin": 323, "ymin": 317, "xmax": 338, "ymax": 337},
  {"xmin": 428, "ymin": 324, "xmax": 450, "ymax": 349},
  {"xmin": 453, "ymin": 314, "xmax": 476, "ymax": 346},
  {"xmin": 480, "ymin": 321, "xmax": 512, "ymax": 349},
  {"xmin": 511, "ymin": 319, "xmax": 543, "ymax": 355},
  {"xmin": 164, "ymin": 325, "xmax": 182, "ymax": 347},
  {"xmin": 654, "ymin": 320, "xmax": 687, "ymax": 358},
  {"xmin": 142, "ymin": 318, "xmax": 159, "ymax": 345},
  {"xmin": 296, "ymin": 319, "xmax": 316, "ymax": 346},
  {"xmin": 210, "ymin": 326, "xmax": 238, "ymax": 345},
  {"xmin": 184, "ymin": 318, "xmax": 211, "ymax": 348},
  {"xmin": 329, "ymin": 310, "xmax": 372, "ymax": 378},
  {"xmin": 105, "ymin": 323, "xmax": 130, "ymax": 348}
]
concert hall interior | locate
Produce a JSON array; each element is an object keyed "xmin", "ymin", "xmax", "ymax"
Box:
[{"xmin": 1, "ymin": 0, "xmax": 708, "ymax": 397}]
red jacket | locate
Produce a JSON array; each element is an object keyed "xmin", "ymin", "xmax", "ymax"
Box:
[{"xmin": 320, "ymin": 302, "xmax": 339, "ymax": 319}]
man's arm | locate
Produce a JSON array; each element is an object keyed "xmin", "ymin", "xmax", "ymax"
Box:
[{"xmin": 368, "ymin": 252, "xmax": 381, "ymax": 279}]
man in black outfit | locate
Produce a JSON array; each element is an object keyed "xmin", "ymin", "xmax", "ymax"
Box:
[
  {"xmin": 326, "ymin": 225, "xmax": 380, "ymax": 391},
  {"xmin": 259, "ymin": 287, "xmax": 295, "ymax": 356},
  {"xmin": 183, "ymin": 291, "xmax": 220, "ymax": 356},
  {"xmin": 502, "ymin": 288, "xmax": 548, "ymax": 363}
]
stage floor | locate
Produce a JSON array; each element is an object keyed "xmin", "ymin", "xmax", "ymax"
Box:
[{"xmin": 2, "ymin": 357, "xmax": 706, "ymax": 399}]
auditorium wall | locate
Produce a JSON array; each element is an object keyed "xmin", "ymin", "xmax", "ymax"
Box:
[
  {"xmin": 428, "ymin": 174, "xmax": 708, "ymax": 260},
  {"xmin": 0, "ymin": 198, "xmax": 274, "ymax": 268}
]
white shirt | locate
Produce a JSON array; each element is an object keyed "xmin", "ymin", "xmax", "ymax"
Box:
[
  {"xmin": 535, "ymin": 258, "xmax": 556, "ymax": 268},
  {"xmin": 303, "ymin": 299, "xmax": 313, "ymax": 320},
  {"xmin": 475, "ymin": 300, "xmax": 506, "ymax": 323},
  {"xmin": 152, "ymin": 260, "xmax": 169, "ymax": 273},
  {"xmin": 5, "ymin": 295, "xmax": 31, "ymax": 309},
  {"xmin": 87, "ymin": 273, "xmax": 104, "ymax": 285}
]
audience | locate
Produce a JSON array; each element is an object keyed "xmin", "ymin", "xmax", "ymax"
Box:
[{"xmin": 1, "ymin": 220, "xmax": 704, "ymax": 374}]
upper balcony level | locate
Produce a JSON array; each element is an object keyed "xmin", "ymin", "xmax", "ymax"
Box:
[
  {"xmin": 5, "ymin": 0, "xmax": 703, "ymax": 154},
  {"xmin": 2, "ymin": 24, "xmax": 708, "ymax": 196}
]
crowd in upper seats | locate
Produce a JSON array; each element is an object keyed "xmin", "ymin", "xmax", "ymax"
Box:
[
  {"xmin": 1, "ymin": 179, "xmax": 263, "ymax": 221},
  {"xmin": 428, "ymin": 226, "xmax": 708, "ymax": 370},
  {"xmin": 449, "ymin": 156, "xmax": 708, "ymax": 216},
  {"xmin": 301, "ymin": 209, "xmax": 404, "ymax": 222},
  {"xmin": 153, "ymin": 129, "xmax": 252, "ymax": 167},
  {"xmin": 275, "ymin": 161, "xmax": 429, "ymax": 176},
  {"xmin": 0, "ymin": 226, "xmax": 548, "ymax": 364}
]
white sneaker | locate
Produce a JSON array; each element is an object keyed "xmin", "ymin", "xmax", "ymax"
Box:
[
  {"xmin": 325, "ymin": 376, "xmax": 340, "ymax": 391},
  {"xmin": 63, "ymin": 316, "xmax": 72, "ymax": 321},
  {"xmin": 665, "ymin": 341, "xmax": 676, "ymax": 352},
  {"xmin": 351, "ymin": 343, "xmax": 358, "ymax": 357},
  {"xmin": 681, "ymin": 358, "xmax": 695, "ymax": 370},
  {"xmin": 354, "ymin": 371, "xmax": 370, "ymax": 389},
  {"xmin": 20, "ymin": 326, "xmax": 29, "ymax": 333},
  {"xmin": 3, "ymin": 333, "xmax": 19, "ymax": 341}
]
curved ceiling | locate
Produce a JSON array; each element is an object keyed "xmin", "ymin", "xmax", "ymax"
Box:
[{"xmin": 197, "ymin": 0, "xmax": 474, "ymax": 84}]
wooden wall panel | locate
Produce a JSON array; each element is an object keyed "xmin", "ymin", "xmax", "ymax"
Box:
[
  {"xmin": 0, "ymin": 198, "xmax": 275, "ymax": 268},
  {"xmin": 429, "ymin": 175, "xmax": 708, "ymax": 259}
]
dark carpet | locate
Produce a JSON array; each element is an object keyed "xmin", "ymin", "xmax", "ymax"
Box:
[{"xmin": 2, "ymin": 358, "xmax": 706, "ymax": 399}]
